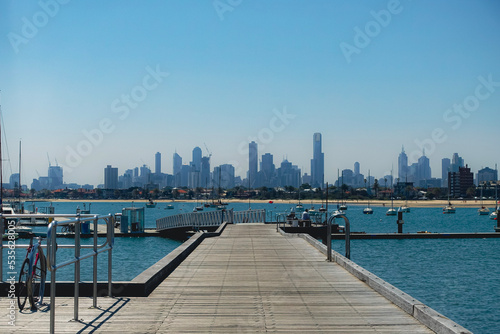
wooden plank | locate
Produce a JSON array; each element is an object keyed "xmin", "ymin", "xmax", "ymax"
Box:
[{"xmin": 0, "ymin": 224, "xmax": 434, "ymax": 333}]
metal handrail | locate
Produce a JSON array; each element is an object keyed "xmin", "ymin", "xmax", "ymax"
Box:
[
  {"xmin": 328, "ymin": 212, "xmax": 351, "ymax": 260},
  {"xmin": 0, "ymin": 213, "xmax": 114, "ymax": 334}
]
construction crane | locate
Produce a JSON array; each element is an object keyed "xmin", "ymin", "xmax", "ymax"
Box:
[{"xmin": 204, "ymin": 142, "xmax": 212, "ymax": 160}]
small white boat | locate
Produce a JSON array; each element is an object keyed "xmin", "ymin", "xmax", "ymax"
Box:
[
  {"xmin": 386, "ymin": 208, "xmax": 397, "ymax": 216},
  {"xmin": 398, "ymin": 206, "xmax": 410, "ymax": 213},
  {"xmin": 363, "ymin": 207, "xmax": 373, "ymax": 215},
  {"xmin": 491, "ymin": 211, "xmax": 498, "ymax": 220},
  {"xmin": 443, "ymin": 203, "xmax": 456, "ymax": 214},
  {"xmin": 165, "ymin": 204, "xmax": 174, "ymax": 210}
]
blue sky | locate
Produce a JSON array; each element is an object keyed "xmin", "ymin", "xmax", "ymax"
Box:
[{"xmin": 1, "ymin": 0, "xmax": 499, "ymax": 186}]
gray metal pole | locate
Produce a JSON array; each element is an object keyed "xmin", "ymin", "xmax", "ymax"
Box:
[
  {"xmin": 93, "ymin": 216, "xmax": 98, "ymax": 308},
  {"xmin": 345, "ymin": 216, "xmax": 350, "ymax": 260},
  {"xmin": 50, "ymin": 225, "xmax": 57, "ymax": 334},
  {"xmin": 108, "ymin": 215, "xmax": 113, "ymax": 297},
  {"xmin": 326, "ymin": 183, "xmax": 331, "ymax": 261},
  {"xmin": 74, "ymin": 214, "xmax": 81, "ymax": 321}
]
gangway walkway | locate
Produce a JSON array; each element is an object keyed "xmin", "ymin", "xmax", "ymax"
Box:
[{"xmin": 1, "ymin": 224, "xmax": 441, "ymax": 333}]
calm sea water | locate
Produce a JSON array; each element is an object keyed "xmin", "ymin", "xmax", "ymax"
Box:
[{"xmin": 3, "ymin": 201, "xmax": 498, "ymax": 333}]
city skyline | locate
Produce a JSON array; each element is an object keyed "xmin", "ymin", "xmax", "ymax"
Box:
[
  {"xmin": 1, "ymin": 1, "xmax": 499, "ymax": 186},
  {"xmin": 22, "ymin": 139, "xmax": 500, "ymax": 190}
]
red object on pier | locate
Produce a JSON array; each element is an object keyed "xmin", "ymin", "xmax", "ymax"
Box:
[{"xmin": 268, "ymin": 200, "xmax": 273, "ymax": 204}]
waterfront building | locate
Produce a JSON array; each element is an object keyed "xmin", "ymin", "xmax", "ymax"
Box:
[
  {"xmin": 310, "ymin": 133, "xmax": 324, "ymax": 188},
  {"xmin": 354, "ymin": 161, "xmax": 360, "ymax": 176},
  {"xmin": 104, "ymin": 165, "xmax": 119, "ymax": 189},
  {"xmin": 448, "ymin": 165, "xmax": 473, "ymax": 198},
  {"xmin": 249, "ymin": 141, "xmax": 258, "ymax": 188}
]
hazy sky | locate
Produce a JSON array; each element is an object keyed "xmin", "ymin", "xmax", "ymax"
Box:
[{"xmin": 1, "ymin": 0, "xmax": 499, "ymax": 186}]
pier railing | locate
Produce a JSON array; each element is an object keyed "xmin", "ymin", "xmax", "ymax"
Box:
[
  {"xmin": 156, "ymin": 209, "xmax": 266, "ymax": 231},
  {"xmin": 0, "ymin": 213, "xmax": 114, "ymax": 334}
]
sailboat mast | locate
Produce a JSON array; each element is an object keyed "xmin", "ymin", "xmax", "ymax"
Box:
[{"xmin": 19, "ymin": 140, "xmax": 21, "ymax": 204}]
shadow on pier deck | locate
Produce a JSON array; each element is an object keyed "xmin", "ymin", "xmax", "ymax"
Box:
[{"xmin": 0, "ymin": 223, "xmax": 470, "ymax": 333}]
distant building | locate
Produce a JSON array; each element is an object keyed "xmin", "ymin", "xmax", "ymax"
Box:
[
  {"xmin": 398, "ymin": 146, "xmax": 408, "ymax": 180},
  {"xmin": 104, "ymin": 165, "xmax": 118, "ymax": 189},
  {"xmin": 48, "ymin": 165, "xmax": 63, "ymax": 190},
  {"xmin": 173, "ymin": 153, "xmax": 182, "ymax": 187},
  {"xmin": 9, "ymin": 173, "xmax": 20, "ymax": 190},
  {"xmin": 278, "ymin": 160, "xmax": 301, "ymax": 188},
  {"xmin": 441, "ymin": 158, "xmax": 451, "ymax": 187},
  {"xmin": 155, "ymin": 152, "xmax": 161, "ymax": 174},
  {"xmin": 450, "ymin": 153, "xmax": 464, "ymax": 173},
  {"xmin": 249, "ymin": 141, "xmax": 258, "ymax": 188},
  {"xmin": 260, "ymin": 153, "xmax": 275, "ymax": 187},
  {"xmin": 200, "ymin": 156, "xmax": 211, "ymax": 188},
  {"xmin": 354, "ymin": 162, "xmax": 360, "ymax": 176},
  {"xmin": 214, "ymin": 164, "xmax": 235, "ymax": 189},
  {"xmin": 448, "ymin": 165, "xmax": 473, "ymax": 198},
  {"xmin": 477, "ymin": 166, "xmax": 498, "ymax": 185},
  {"xmin": 310, "ymin": 133, "xmax": 324, "ymax": 188}
]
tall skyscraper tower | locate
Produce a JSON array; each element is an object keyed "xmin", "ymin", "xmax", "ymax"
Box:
[
  {"xmin": 354, "ymin": 162, "xmax": 360, "ymax": 176},
  {"xmin": 192, "ymin": 147, "xmax": 202, "ymax": 171},
  {"xmin": 173, "ymin": 153, "xmax": 182, "ymax": 177},
  {"xmin": 398, "ymin": 146, "xmax": 408, "ymax": 180},
  {"xmin": 249, "ymin": 141, "xmax": 258, "ymax": 188},
  {"xmin": 155, "ymin": 152, "xmax": 161, "ymax": 175},
  {"xmin": 441, "ymin": 158, "xmax": 451, "ymax": 187},
  {"xmin": 310, "ymin": 133, "xmax": 324, "ymax": 188}
]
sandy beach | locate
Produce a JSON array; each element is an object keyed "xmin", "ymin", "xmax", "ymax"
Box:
[{"xmin": 39, "ymin": 198, "xmax": 499, "ymax": 209}]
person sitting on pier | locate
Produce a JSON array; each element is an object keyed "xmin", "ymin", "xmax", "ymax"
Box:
[{"xmin": 301, "ymin": 209, "xmax": 311, "ymax": 227}]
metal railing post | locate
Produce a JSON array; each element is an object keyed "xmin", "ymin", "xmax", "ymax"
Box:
[
  {"xmin": 108, "ymin": 215, "xmax": 113, "ymax": 297},
  {"xmin": 329, "ymin": 213, "xmax": 351, "ymax": 260},
  {"xmin": 49, "ymin": 223, "xmax": 57, "ymax": 334},
  {"xmin": 327, "ymin": 215, "xmax": 332, "ymax": 262},
  {"xmin": 74, "ymin": 214, "xmax": 81, "ymax": 321},
  {"xmin": 92, "ymin": 215, "xmax": 98, "ymax": 308},
  {"xmin": 0, "ymin": 215, "xmax": 3, "ymax": 280}
]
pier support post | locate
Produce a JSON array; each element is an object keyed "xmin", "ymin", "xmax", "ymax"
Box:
[{"xmin": 397, "ymin": 211, "xmax": 404, "ymax": 233}]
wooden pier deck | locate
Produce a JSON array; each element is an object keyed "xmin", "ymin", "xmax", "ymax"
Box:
[{"xmin": 1, "ymin": 224, "xmax": 438, "ymax": 333}]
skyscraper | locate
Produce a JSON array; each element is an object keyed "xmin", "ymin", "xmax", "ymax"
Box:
[
  {"xmin": 354, "ymin": 162, "xmax": 360, "ymax": 176},
  {"xmin": 104, "ymin": 165, "xmax": 118, "ymax": 189},
  {"xmin": 155, "ymin": 152, "xmax": 161, "ymax": 175},
  {"xmin": 441, "ymin": 158, "xmax": 450, "ymax": 187},
  {"xmin": 249, "ymin": 141, "xmax": 258, "ymax": 188},
  {"xmin": 261, "ymin": 153, "xmax": 275, "ymax": 187},
  {"xmin": 192, "ymin": 147, "xmax": 202, "ymax": 171},
  {"xmin": 450, "ymin": 153, "xmax": 464, "ymax": 173},
  {"xmin": 398, "ymin": 146, "xmax": 408, "ymax": 180},
  {"xmin": 173, "ymin": 153, "xmax": 182, "ymax": 181},
  {"xmin": 310, "ymin": 133, "xmax": 324, "ymax": 188},
  {"xmin": 48, "ymin": 165, "xmax": 63, "ymax": 190}
]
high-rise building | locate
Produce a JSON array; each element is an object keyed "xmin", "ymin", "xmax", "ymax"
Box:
[
  {"xmin": 354, "ymin": 162, "xmax": 360, "ymax": 176},
  {"xmin": 398, "ymin": 146, "xmax": 408, "ymax": 180},
  {"xmin": 249, "ymin": 141, "xmax": 258, "ymax": 188},
  {"xmin": 450, "ymin": 153, "xmax": 464, "ymax": 173},
  {"xmin": 260, "ymin": 153, "xmax": 275, "ymax": 187},
  {"xmin": 442, "ymin": 158, "xmax": 451, "ymax": 187},
  {"xmin": 214, "ymin": 164, "xmax": 235, "ymax": 189},
  {"xmin": 477, "ymin": 167, "xmax": 498, "ymax": 185},
  {"xmin": 310, "ymin": 133, "xmax": 324, "ymax": 188},
  {"xmin": 155, "ymin": 152, "xmax": 161, "ymax": 175},
  {"xmin": 173, "ymin": 153, "xmax": 182, "ymax": 186},
  {"xmin": 104, "ymin": 165, "xmax": 118, "ymax": 189},
  {"xmin": 192, "ymin": 147, "xmax": 202, "ymax": 172},
  {"xmin": 448, "ymin": 165, "xmax": 473, "ymax": 198},
  {"xmin": 416, "ymin": 151, "xmax": 431, "ymax": 186},
  {"xmin": 200, "ymin": 156, "xmax": 211, "ymax": 188}
]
